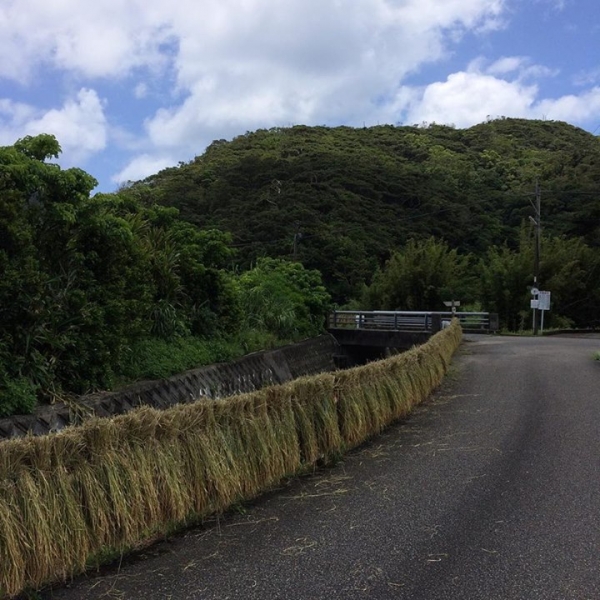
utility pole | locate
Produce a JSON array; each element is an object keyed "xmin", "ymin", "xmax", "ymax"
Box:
[{"xmin": 530, "ymin": 179, "xmax": 542, "ymax": 335}]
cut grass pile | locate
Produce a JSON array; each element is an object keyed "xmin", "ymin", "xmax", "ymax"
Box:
[{"xmin": 0, "ymin": 321, "xmax": 462, "ymax": 598}]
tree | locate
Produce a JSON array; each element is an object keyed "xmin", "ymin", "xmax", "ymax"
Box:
[
  {"xmin": 479, "ymin": 238, "xmax": 533, "ymax": 331},
  {"xmin": 131, "ymin": 119, "xmax": 600, "ymax": 307},
  {"xmin": 479, "ymin": 229, "xmax": 600, "ymax": 330},
  {"xmin": 238, "ymin": 258, "xmax": 331, "ymax": 339},
  {"xmin": 14, "ymin": 134, "xmax": 61, "ymax": 161},
  {"xmin": 0, "ymin": 140, "xmax": 155, "ymax": 396},
  {"xmin": 0, "ymin": 134, "xmax": 244, "ymax": 411},
  {"xmin": 364, "ymin": 237, "xmax": 474, "ymax": 311},
  {"xmin": 539, "ymin": 236, "xmax": 600, "ymax": 328}
]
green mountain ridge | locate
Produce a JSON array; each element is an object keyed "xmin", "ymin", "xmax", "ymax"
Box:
[{"xmin": 127, "ymin": 118, "xmax": 600, "ymax": 302}]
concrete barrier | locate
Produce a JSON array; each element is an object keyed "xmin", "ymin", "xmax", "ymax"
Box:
[{"xmin": 0, "ymin": 335, "xmax": 338, "ymax": 441}]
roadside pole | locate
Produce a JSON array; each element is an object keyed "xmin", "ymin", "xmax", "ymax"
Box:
[
  {"xmin": 538, "ymin": 291, "xmax": 551, "ymax": 334},
  {"xmin": 530, "ymin": 179, "xmax": 542, "ymax": 335}
]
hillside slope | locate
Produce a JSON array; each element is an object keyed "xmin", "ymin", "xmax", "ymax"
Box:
[{"xmin": 128, "ymin": 118, "xmax": 600, "ymax": 302}]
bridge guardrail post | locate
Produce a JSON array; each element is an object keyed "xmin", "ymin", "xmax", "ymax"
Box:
[
  {"xmin": 431, "ymin": 313, "xmax": 442, "ymax": 333},
  {"xmin": 489, "ymin": 313, "xmax": 499, "ymax": 332}
]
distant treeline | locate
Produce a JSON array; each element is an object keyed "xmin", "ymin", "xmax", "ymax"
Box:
[{"xmin": 130, "ymin": 117, "xmax": 600, "ymax": 304}]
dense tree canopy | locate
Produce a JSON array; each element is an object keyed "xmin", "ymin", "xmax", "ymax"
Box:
[
  {"xmin": 131, "ymin": 118, "xmax": 600, "ymax": 304},
  {"xmin": 238, "ymin": 258, "xmax": 330, "ymax": 339},
  {"xmin": 479, "ymin": 230, "xmax": 600, "ymax": 331},
  {"xmin": 0, "ymin": 135, "xmax": 331, "ymax": 415},
  {"xmin": 364, "ymin": 238, "xmax": 475, "ymax": 311}
]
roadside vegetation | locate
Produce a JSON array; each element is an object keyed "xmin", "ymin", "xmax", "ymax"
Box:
[
  {"xmin": 0, "ymin": 135, "xmax": 330, "ymax": 416},
  {"xmin": 2, "ymin": 118, "xmax": 600, "ymax": 417}
]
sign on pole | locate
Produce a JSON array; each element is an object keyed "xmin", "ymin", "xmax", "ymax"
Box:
[
  {"xmin": 538, "ymin": 291, "xmax": 551, "ymax": 333},
  {"xmin": 538, "ymin": 291, "xmax": 551, "ymax": 311},
  {"xmin": 443, "ymin": 300, "xmax": 460, "ymax": 315}
]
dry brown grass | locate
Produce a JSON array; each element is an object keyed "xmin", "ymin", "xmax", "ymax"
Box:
[{"xmin": 0, "ymin": 321, "xmax": 462, "ymax": 598}]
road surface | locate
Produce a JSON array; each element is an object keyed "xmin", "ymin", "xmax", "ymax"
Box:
[{"xmin": 41, "ymin": 334, "xmax": 600, "ymax": 600}]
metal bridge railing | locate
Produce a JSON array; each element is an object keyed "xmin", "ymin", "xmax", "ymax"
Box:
[
  {"xmin": 440, "ymin": 312, "xmax": 492, "ymax": 331},
  {"xmin": 328, "ymin": 310, "xmax": 497, "ymax": 333}
]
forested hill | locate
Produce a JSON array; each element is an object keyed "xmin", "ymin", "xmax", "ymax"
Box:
[
  {"xmin": 1, "ymin": 123, "xmax": 599, "ymax": 415},
  {"xmin": 128, "ymin": 118, "xmax": 600, "ymax": 302}
]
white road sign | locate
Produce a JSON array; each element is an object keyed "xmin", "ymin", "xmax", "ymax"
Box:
[{"xmin": 538, "ymin": 291, "xmax": 551, "ymax": 311}]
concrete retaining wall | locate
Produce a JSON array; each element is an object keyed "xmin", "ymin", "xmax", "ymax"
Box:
[{"xmin": 0, "ymin": 335, "xmax": 338, "ymax": 441}]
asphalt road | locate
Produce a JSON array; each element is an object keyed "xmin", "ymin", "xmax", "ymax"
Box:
[{"xmin": 41, "ymin": 334, "xmax": 600, "ymax": 600}]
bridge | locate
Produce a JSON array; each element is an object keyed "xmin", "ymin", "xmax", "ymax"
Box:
[{"xmin": 327, "ymin": 310, "xmax": 498, "ymax": 365}]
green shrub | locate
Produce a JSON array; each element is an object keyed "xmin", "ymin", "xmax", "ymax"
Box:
[
  {"xmin": 238, "ymin": 258, "xmax": 331, "ymax": 339},
  {"xmin": 0, "ymin": 376, "xmax": 38, "ymax": 417},
  {"xmin": 120, "ymin": 337, "xmax": 216, "ymax": 380}
]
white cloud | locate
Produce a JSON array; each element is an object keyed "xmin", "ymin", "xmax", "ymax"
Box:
[
  {"xmin": 574, "ymin": 67, "xmax": 600, "ymax": 87},
  {"xmin": 0, "ymin": 0, "xmax": 174, "ymax": 81},
  {"xmin": 0, "ymin": 1, "xmax": 506, "ymax": 128},
  {"xmin": 402, "ymin": 70, "xmax": 538, "ymax": 127},
  {"xmin": 536, "ymin": 88, "xmax": 600, "ymax": 122},
  {"xmin": 478, "ymin": 56, "xmax": 556, "ymax": 81},
  {"xmin": 38, "ymin": 0, "xmax": 600, "ymax": 190},
  {"xmin": 487, "ymin": 56, "xmax": 527, "ymax": 75},
  {"xmin": 112, "ymin": 153, "xmax": 177, "ymax": 184},
  {"xmin": 5, "ymin": 0, "xmax": 600, "ymax": 194},
  {"xmin": 396, "ymin": 59, "xmax": 600, "ymax": 128},
  {"xmin": 3, "ymin": 0, "xmax": 597, "ymax": 189},
  {"xmin": 0, "ymin": 99, "xmax": 37, "ymax": 129},
  {"xmin": 67, "ymin": 0, "xmax": 503, "ymax": 181},
  {"xmin": 141, "ymin": 0, "xmax": 506, "ymax": 153},
  {"xmin": 0, "ymin": 88, "xmax": 108, "ymax": 163}
]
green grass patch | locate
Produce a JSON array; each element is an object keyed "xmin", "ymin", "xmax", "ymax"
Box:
[{"xmin": 118, "ymin": 330, "xmax": 285, "ymax": 383}]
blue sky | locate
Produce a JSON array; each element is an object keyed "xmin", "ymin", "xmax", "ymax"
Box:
[{"xmin": 1, "ymin": 0, "xmax": 598, "ymax": 192}]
